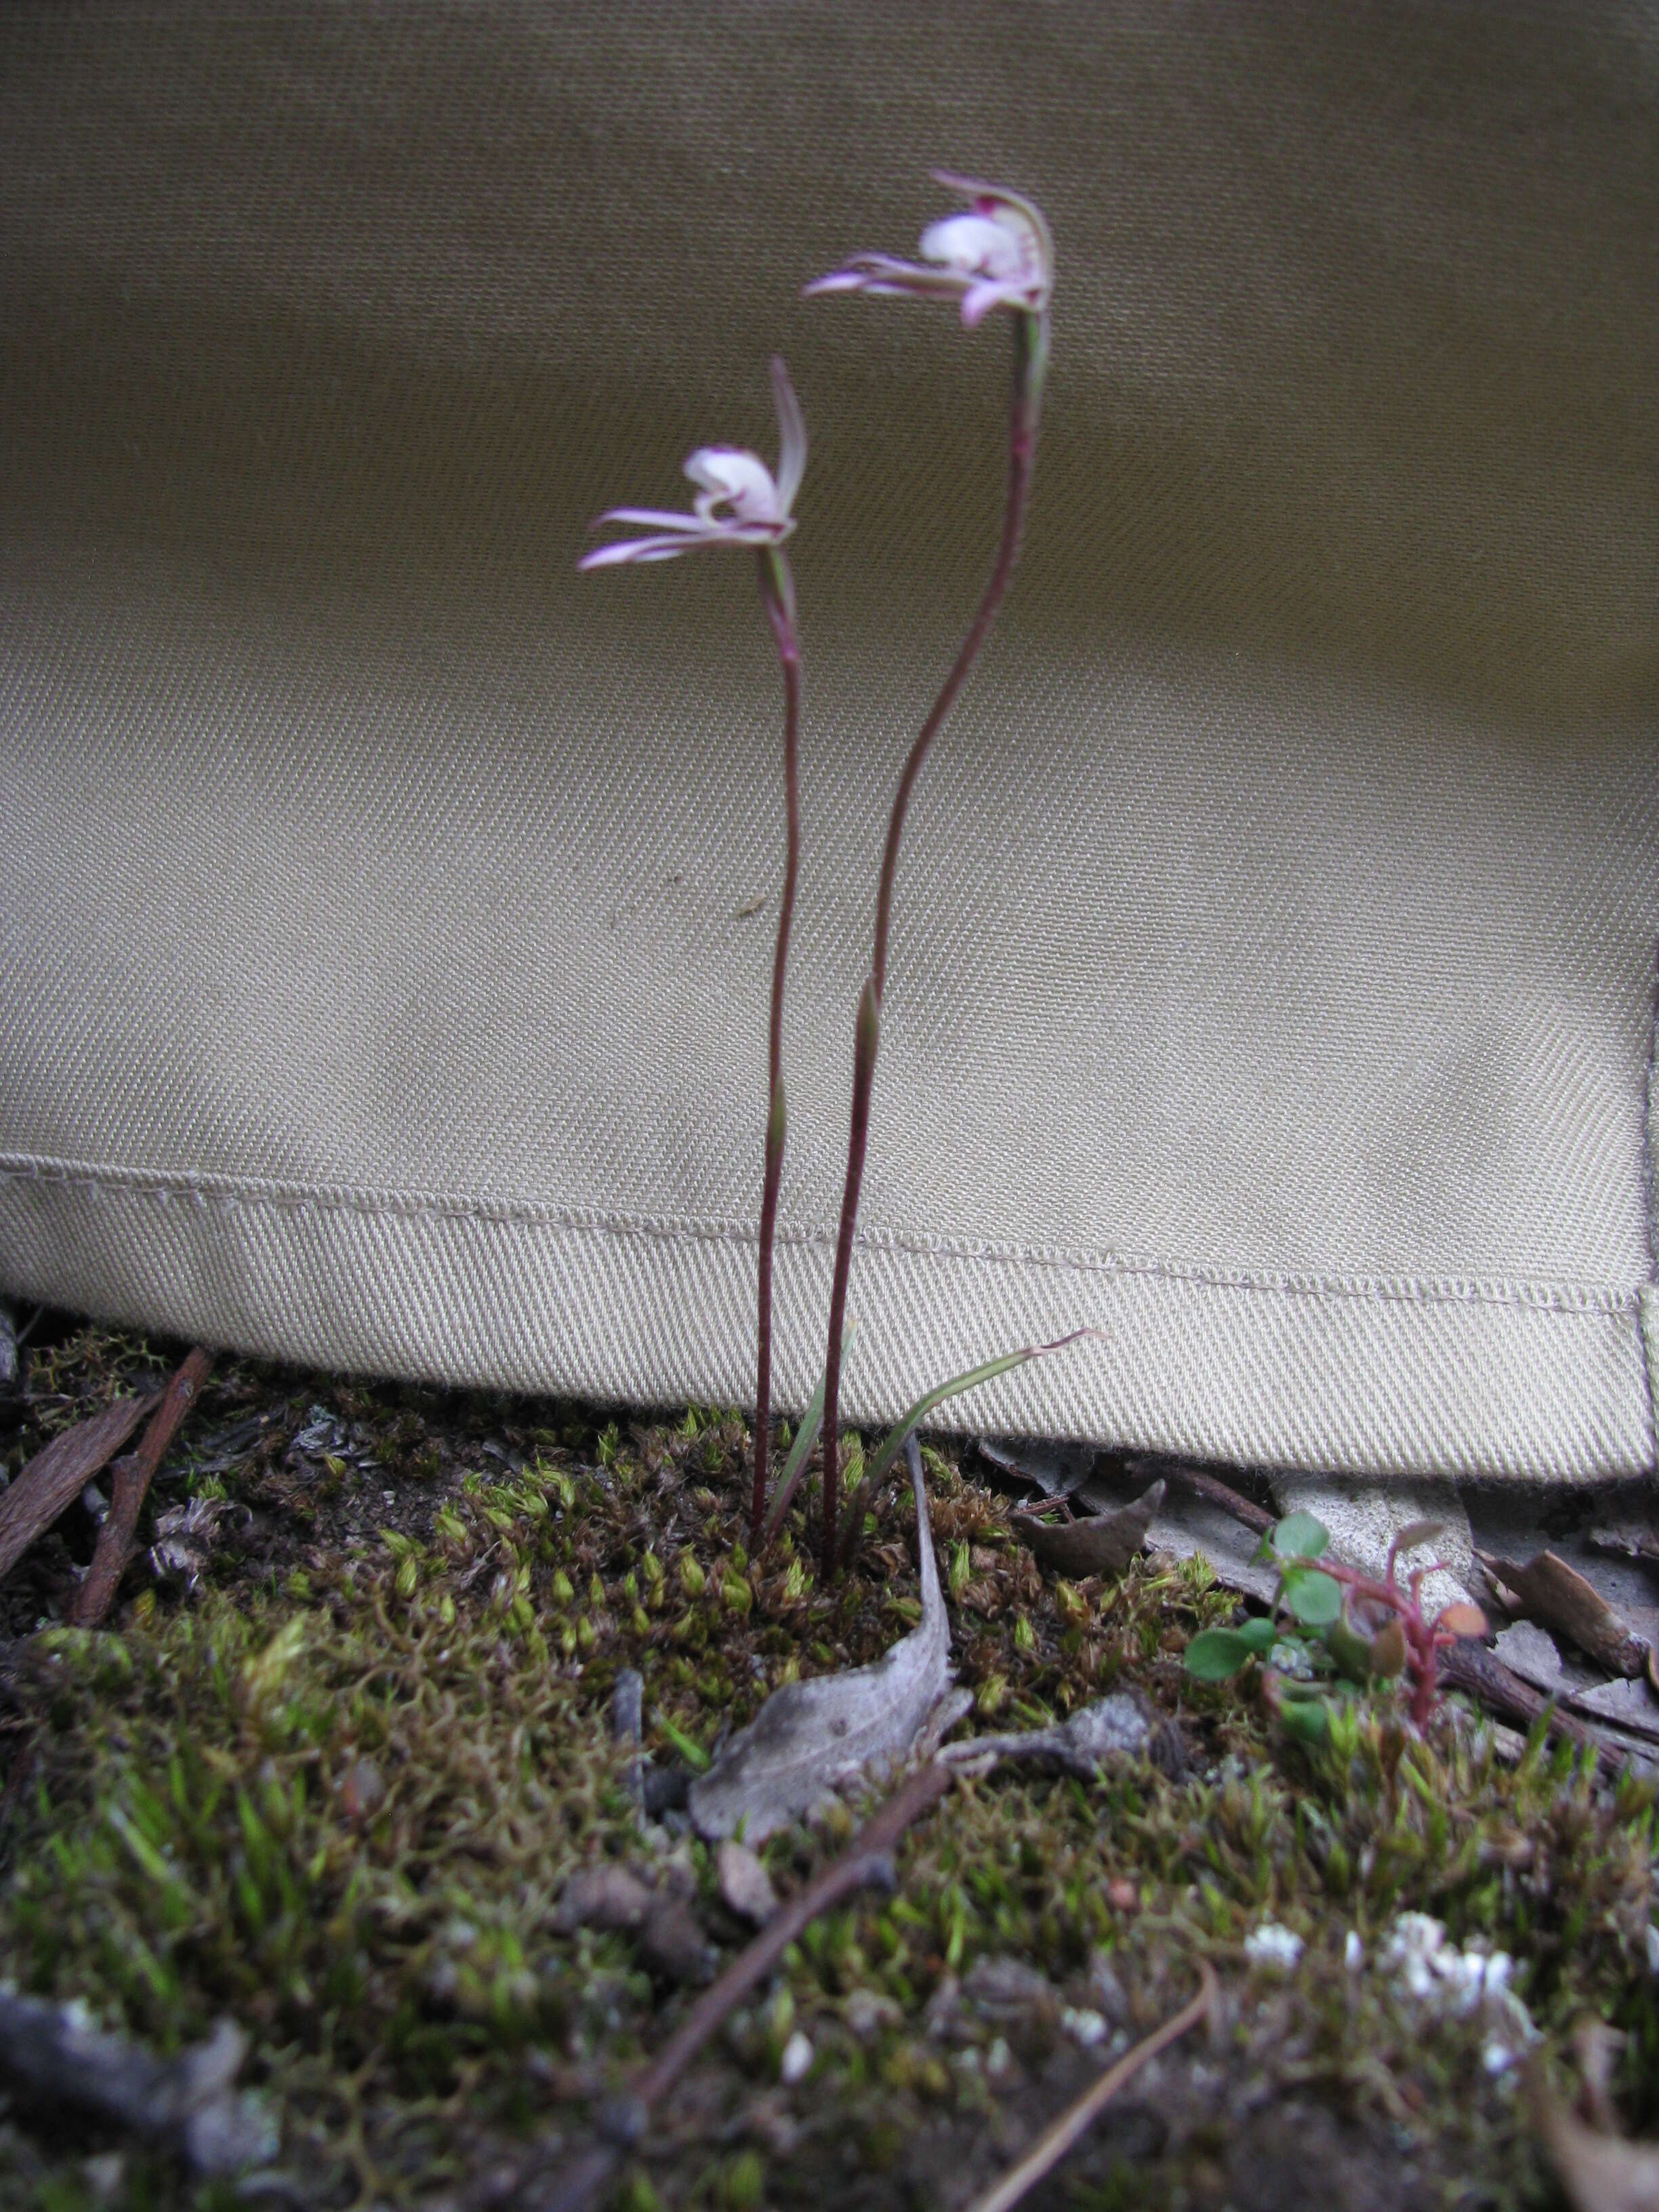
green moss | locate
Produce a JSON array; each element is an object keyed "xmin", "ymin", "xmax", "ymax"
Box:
[{"xmin": 1, "ymin": 1327, "xmax": 1655, "ymax": 2207}]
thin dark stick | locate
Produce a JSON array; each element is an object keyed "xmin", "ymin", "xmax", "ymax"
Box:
[
  {"xmin": 960, "ymin": 1957, "xmax": 1217, "ymax": 2212},
  {"xmin": 71, "ymin": 1347, "xmax": 210, "ymax": 1629},
  {"xmin": 634, "ymin": 1759, "xmax": 947, "ymax": 2110},
  {"xmin": 750, "ymin": 546, "xmax": 802, "ymax": 1549},
  {"xmin": 820, "ymin": 309, "xmax": 1048, "ymax": 1576},
  {"xmin": 536, "ymin": 1761, "xmax": 953, "ymax": 2212},
  {"xmin": 1157, "ymin": 1461, "xmax": 1275, "ymax": 1536}
]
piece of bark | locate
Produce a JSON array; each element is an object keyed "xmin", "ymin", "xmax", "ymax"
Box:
[
  {"xmin": 1490, "ymin": 1624, "xmax": 1659, "ymax": 1747},
  {"xmin": 1012, "ymin": 1481, "xmax": 1164, "ymax": 1579},
  {"xmin": 976, "ymin": 1437, "xmax": 1097, "ymax": 1500},
  {"xmin": 689, "ymin": 1439, "xmax": 953, "ymax": 1843},
  {"xmin": 1478, "ymin": 1548, "xmax": 1648, "ymax": 1678},
  {"xmin": 1586, "ymin": 1524, "xmax": 1659, "ymax": 1570},
  {"xmin": 73, "ymin": 1349, "xmax": 211, "ymax": 1629},
  {"xmin": 0, "ymin": 1391, "xmax": 158, "ymax": 1581}
]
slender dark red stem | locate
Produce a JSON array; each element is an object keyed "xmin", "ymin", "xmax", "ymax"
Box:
[
  {"xmin": 819, "ymin": 309, "xmax": 1048, "ymax": 1576},
  {"xmin": 1317, "ymin": 1555, "xmax": 1454, "ymax": 1728},
  {"xmin": 750, "ymin": 546, "xmax": 801, "ymax": 1549}
]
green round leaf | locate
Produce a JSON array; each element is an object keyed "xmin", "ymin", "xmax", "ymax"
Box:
[
  {"xmin": 1182, "ymin": 1628, "xmax": 1256, "ymax": 1682},
  {"xmin": 1236, "ymin": 1616, "xmax": 1279, "ymax": 1653},
  {"xmin": 1277, "ymin": 1692, "xmax": 1331, "ymax": 1745},
  {"xmin": 1282, "ymin": 1568, "xmax": 1343, "ymax": 1626},
  {"xmin": 1271, "ymin": 1511, "xmax": 1330, "ymax": 1561}
]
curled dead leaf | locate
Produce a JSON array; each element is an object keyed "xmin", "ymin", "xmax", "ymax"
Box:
[{"xmin": 1012, "ymin": 1481, "xmax": 1164, "ymax": 1580}]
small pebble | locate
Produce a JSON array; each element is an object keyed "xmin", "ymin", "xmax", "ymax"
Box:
[
  {"xmin": 779, "ymin": 2030, "xmax": 814, "ymax": 2085},
  {"xmin": 1345, "ymin": 1931, "xmax": 1364, "ymax": 1971},
  {"xmin": 716, "ymin": 1839, "xmax": 779, "ymax": 1925},
  {"xmin": 554, "ymin": 1864, "xmax": 655, "ymax": 1934},
  {"xmin": 340, "ymin": 1759, "xmax": 386, "ymax": 1823},
  {"xmin": 844, "ymin": 1988, "xmax": 901, "ymax": 2041},
  {"xmin": 636, "ymin": 1899, "xmax": 718, "ymax": 1986},
  {"xmin": 1105, "ymin": 1877, "xmax": 1139, "ymax": 1914},
  {"xmin": 1061, "ymin": 2007, "xmax": 1108, "ymax": 2047}
]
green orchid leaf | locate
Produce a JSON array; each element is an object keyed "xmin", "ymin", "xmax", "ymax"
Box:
[{"xmin": 837, "ymin": 1328, "xmax": 1103, "ymax": 1568}]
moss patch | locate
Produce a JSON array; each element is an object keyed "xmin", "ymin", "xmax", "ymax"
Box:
[{"xmin": 0, "ymin": 1322, "xmax": 1656, "ymax": 2209}]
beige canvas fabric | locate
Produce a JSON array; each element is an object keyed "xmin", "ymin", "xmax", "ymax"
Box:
[{"xmin": 2, "ymin": 3, "xmax": 1656, "ymax": 1483}]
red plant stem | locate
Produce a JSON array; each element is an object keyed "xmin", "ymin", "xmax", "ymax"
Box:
[
  {"xmin": 1317, "ymin": 1557, "xmax": 1448, "ymax": 1729},
  {"xmin": 750, "ymin": 546, "xmax": 802, "ymax": 1550},
  {"xmin": 819, "ymin": 308, "xmax": 1049, "ymax": 1576}
]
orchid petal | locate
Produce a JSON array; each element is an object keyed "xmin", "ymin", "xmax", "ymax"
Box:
[
  {"xmin": 578, "ymin": 531, "xmax": 707, "ymax": 569},
  {"xmin": 803, "ymin": 253, "xmax": 969, "ymax": 302},
  {"xmin": 769, "ymin": 355, "xmax": 806, "ymax": 518},
  {"xmin": 686, "ymin": 445, "xmax": 785, "ymax": 525},
  {"xmin": 960, "ymin": 277, "xmax": 1022, "ymax": 329},
  {"xmin": 592, "ymin": 506, "xmax": 711, "ymax": 533}
]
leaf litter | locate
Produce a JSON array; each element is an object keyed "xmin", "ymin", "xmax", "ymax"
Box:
[{"xmin": 0, "ymin": 1317, "xmax": 1656, "ymax": 2208}]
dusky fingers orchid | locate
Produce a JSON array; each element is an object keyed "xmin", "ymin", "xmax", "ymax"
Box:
[
  {"xmin": 806, "ymin": 178, "xmax": 1053, "ymax": 1575},
  {"xmin": 804, "ymin": 173, "xmax": 1053, "ymax": 329},
  {"xmin": 581, "ymin": 359, "xmax": 806, "ymax": 1551},
  {"xmin": 579, "ymin": 354, "xmax": 806, "ymax": 567}
]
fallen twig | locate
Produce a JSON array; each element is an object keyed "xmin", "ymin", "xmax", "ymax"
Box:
[
  {"xmin": 533, "ymin": 1759, "xmax": 953, "ymax": 2212},
  {"xmin": 1438, "ymin": 1641, "xmax": 1626, "ymax": 1765},
  {"xmin": 0, "ymin": 1389, "xmax": 159, "ymax": 1582},
  {"xmin": 959, "ymin": 1955, "xmax": 1218, "ymax": 2212},
  {"xmin": 1153, "ymin": 1460, "xmax": 1274, "ymax": 1536},
  {"xmin": 72, "ymin": 1348, "xmax": 211, "ymax": 1629}
]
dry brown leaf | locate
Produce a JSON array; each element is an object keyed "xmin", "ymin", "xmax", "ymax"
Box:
[
  {"xmin": 1012, "ymin": 1481, "xmax": 1164, "ymax": 1579},
  {"xmin": 688, "ymin": 1440, "xmax": 954, "ymax": 1843}
]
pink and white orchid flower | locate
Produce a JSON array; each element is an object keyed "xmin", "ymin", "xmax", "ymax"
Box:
[
  {"xmin": 804, "ymin": 172, "xmax": 1052, "ymax": 328},
  {"xmin": 579, "ymin": 356, "xmax": 805, "ymax": 569}
]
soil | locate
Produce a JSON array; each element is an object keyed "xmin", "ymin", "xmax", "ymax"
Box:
[{"xmin": 0, "ymin": 1311, "xmax": 1654, "ymax": 2211}]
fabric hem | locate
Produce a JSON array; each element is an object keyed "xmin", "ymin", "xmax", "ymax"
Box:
[
  {"xmin": 0, "ymin": 1152, "xmax": 1636, "ymax": 1322},
  {"xmin": 0, "ymin": 1155, "xmax": 1651, "ymax": 1486}
]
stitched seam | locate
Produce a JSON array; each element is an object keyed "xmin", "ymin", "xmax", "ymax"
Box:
[{"xmin": 0, "ymin": 1149, "xmax": 1638, "ymax": 1322}]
